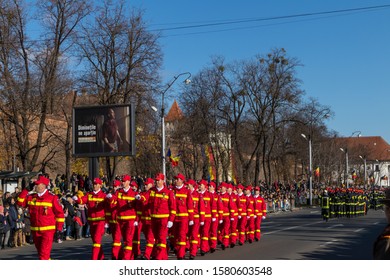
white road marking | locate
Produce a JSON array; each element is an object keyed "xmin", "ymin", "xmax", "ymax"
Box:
[
  {"xmin": 264, "ymin": 220, "xmax": 323, "ymax": 235},
  {"xmin": 320, "ymin": 239, "xmax": 338, "ymax": 247},
  {"xmin": 327, "ymin": 224, "xmax": 344, "ymax": 229},
  {"xmin": 354, "ymin": 228, "xmax": 364, "ymax": 233}
]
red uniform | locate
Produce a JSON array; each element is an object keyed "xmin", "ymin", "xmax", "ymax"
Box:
[
  {"xmin": 140, "ymin": 189, "xmax": 154, "ymax": 259},
  {"xmin": 17, "ymin": 188, "xmax": 65, "ymax": 260},
  {"xmin": 253, "ymin": 194, "xmax": 267, "ymax": 241},
  {"xmin": 218, "ymin": 191, "xmax": 231, "ymax": 249},
  {"xmin": 229, "ymin": 191, "xmax": 239, "ymax": 246},
  {"xmin": 199, "ymin": 189, "xmax": 212, "ymax": 254},
  {"xmin": 245, "ymin": 193, "xmax": 255, "ymax": 242},
  {"xmin": 105, "ymin": 196, "xmax": 122, "ymax": 259},
  {"xmin": 209, "ymin": 190, "xmax": 221, "ymax": 251},
  {"xmin": 148, "ymin": 185, "xmax": 176, "ymax": 260},
  {"xmin": 172, "ymin": 185, "xmax": 194, "ymax": 259},
  {"xmin": 109, "ymin": 187, "xmax": 142, "ymax": 260},
  {"xmin": 78, "ymin": 189, "xmax": 108, "ymax": 260},
  {"xmin": 188, "ymin": 188, "xmax": 205, "ymax": 258},
  {"xmin": 237, "ymin": 192, "xmax": 248, "ymax": 245}
]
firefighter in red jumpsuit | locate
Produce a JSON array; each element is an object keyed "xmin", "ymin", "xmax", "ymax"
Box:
[
  {"xmin": 148, "ymin": 173, "xmax": 176, "ymax": 260},
  {"xmin": 186, "ymin": 179, "xmax": 205, "ymax": 259},
  {"xmin": 198, "ymin": 179, "xmax": 212, "ymax": 255},
  {"xmin": 245, "ymin": 185, "xmax": 255, "ymax": 243},
  {"xmin": 17, "ymin": 175, "xmax": 65, "ymax": 260},
  {"xmin": 218, "ymin": 182, "xmax": 231, "ymax": 250},
  {"xmin": 172, "ymin": 173, "xmax": 194, "ymax": 259},
  {"xmin": 227, "ymin": 183, "xmax": 239, "ymax": 247},
  {"xmin": 73, "ymin": 177, "xmax": 108, "ymax": 260},
  {"xmin": 208, "ymin": 181, "xmax": 221, "ymax": 253},
  {"xmin": 130, "ymin": 180, "xmax": 142, "ymax": 259},
  {"xmin": 105, "ymin": 179, "xmax": 122, "ymax": 259},
  {"xmin": 253, "ymin": 186, "xmax": 267, "ymax": 241},
  {"xmin": 139, "ymin": 177, "xmax": 155, "ymax": 260},
  {"xmin": 236, "ymin": 184, "xmax": 248, "ymax": 246},
  {"xmin": 106, "ymin": 175, "xmax": 142, "ymax": 260}
]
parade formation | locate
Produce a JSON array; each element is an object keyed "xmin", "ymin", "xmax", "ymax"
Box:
[
  {"xmin": 320, "ymin": 187, "xmax": 386, "ymax": 222},
  {"xmin": 7, "ymin": 172, "xmax": 388, "ymax": 260},
  {"xmin": 13, "ymin": 173, "xmax": 267, "ymax": 260}
]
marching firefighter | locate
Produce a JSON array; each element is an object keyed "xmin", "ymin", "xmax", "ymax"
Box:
[
  {"xmin": 208, "ymin": 181, "xmax": 221, "ymax": 253},
  {"xmin": 253, "ymin": 186, "xmax": 266, "ymax": 241},
  {"xmin": 321, "ymin": 189, "xmax": 330, "ymax": 222},
  {"xmin": 186, "ymin": 179, "xmax": 205, "ymax": 259},
  {"xmin": 73, "ymin": 177, "xmax": 108, "ymax": 260},
  {"xmin": 227, "ymin": 183, "xmax": 239, "ymax": 247},
  {"xmin": 17, "ymin": 175, "xmax": 65, "ymax": 260},
  {"xmin": 171, "ymin": 173, "xmax": 194, "ymax": 259},
  {"xmin": 106, "ymin": 175, "xmax": 143, "ymax": 260},
  {"xmin": 130, "ymin": 180, "xmax": 142, "ymax": 259},
  {"xmin": 139, "ymin": 177, "xmax": 155, "ymax": 260},
  {"xmin": 218, "ymin": 182, "xmax": 231, "ymax": 250},
  {"xmin": 236, "ymin": 184, "xmax": 248, "ymax": 246},
  {"xmin": 245, "ymin": 185, "xmax": 255, "ymax": 243},
  {"xmin": 199, "ymin": 180, "xmax": 213, "ymax": 256},
  {"xmin": 148, "ymin": 173, "xmax": 176, "ymax": 260},
  {"xmin": 105, "ymin": 179, "xmax": 122, "ymax": 260}
]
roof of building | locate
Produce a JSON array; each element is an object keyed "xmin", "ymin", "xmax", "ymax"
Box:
[
  {"xmin": 165, "ymin": 100, "xmax": 184, "ymax": 122},
  {"xmin": 333, "ymin": 136, "xmax": 390, "ymax": 161}
]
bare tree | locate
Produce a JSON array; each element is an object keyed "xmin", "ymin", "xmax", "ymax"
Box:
[
  {"xmin": 0, "ymin": 0, "xmax": 89, "ymax": 176},
  {"xmin": 75, "ymin": 0, "xmax": 162, "ymax": 181}
]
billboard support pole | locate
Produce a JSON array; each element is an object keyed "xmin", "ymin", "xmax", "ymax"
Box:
[{"xmin": 89, "ymin": 157, "xmax": 99, "ymax": 180}]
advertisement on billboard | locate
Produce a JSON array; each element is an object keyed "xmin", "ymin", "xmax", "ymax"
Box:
[{"xmin": 73, "ymin": 104, "xmax": 135, "ymax": 157}]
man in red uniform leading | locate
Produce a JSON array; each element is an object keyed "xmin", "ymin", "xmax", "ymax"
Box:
[
  {"xmin": 73, "ymin": 177, "xmax": 108, "ymax": 260},
  {"xmin": 148, "ymin": 173, "xmax": 176, "ymax": 260},
  {"xmin": 17, "ymin": 175, "xmax": 65, "ymax": 260}
]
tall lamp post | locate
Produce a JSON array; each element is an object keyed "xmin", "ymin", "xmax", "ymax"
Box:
[
  {"xmin": 340, "ymin": 148, "xmax": 349, "ymax": 187},
  {"xmin": 359, "ymin": 155, "xmax": 367, "ymax": 188},
  {"xmin": 158, "ymin": 72, "xmax": 191, "ymax": 180},
  {"xmin": 300, "ymin": 108, "xmax": 330, "ymax": 206},
  {"xmin": 301, "ymin": 133, "xmax": 313, "ymax": 206}
]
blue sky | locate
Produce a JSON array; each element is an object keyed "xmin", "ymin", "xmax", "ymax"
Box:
[{"xmin": 126, "ymin": 0, "xmax": 390, "ymax": 142}]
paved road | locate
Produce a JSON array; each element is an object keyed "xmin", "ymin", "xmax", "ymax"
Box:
[
  {"xmin": 203, "ymin": 207, "xmax": 386, "ymax": 260},
  {"xmin": 0, "ymin": 207, "xmax": 386, "ymax": 260}
]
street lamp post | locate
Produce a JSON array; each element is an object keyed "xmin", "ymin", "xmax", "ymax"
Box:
[
  {"xmin": 340, "ymin": 148, "xmax": 349, "ymax": 187},
  {"xmin": 359, "ymin": 155, "xmax": 367, "ymax": 188},
  {"xmin": 301, "ymin": 133, "xmax": 313, "ymax": 206},
  {"xmin": 159, "ymin": 72, "xmax": 191, "ymax": 180}
]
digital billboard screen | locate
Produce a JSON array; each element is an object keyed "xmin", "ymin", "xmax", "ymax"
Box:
[{"xmin": 73, "ymin": 104, "xmax": 135, "ymax": 157}]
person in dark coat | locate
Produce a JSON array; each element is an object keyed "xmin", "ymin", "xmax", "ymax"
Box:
[
  {"xmin": 7, "ymin": 197, "xmax": 18, "ymax": 247},
  {"xmin": 0, "ymin": 200, "xmax": 10, "ymax": 249},
  {"xmin": 1, "ymin": 202, "xmax": 12, "ymax": 248},
  {"xmin": 373, "ymin": 189, "xmax": 390, "ymax": 260},
  {"xmin": 63, "ymin": 195, "xmax": 76, "ymax": 240}
]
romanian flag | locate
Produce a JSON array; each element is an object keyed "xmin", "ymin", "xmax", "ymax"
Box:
[
  {"xmin": 167, "ymin": 148, "xmax": 180, "ymax": 167},
  {"xmin": 205, "ymin": 144, "xmax": 216, "ymax": 181},
  {"xmin": 314, "ymin": 167, "xmax": 320, "ymax": 177}
]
